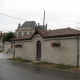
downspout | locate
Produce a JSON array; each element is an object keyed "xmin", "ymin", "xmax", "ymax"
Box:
[
  {"xmin": 12, "ymin": 41, "xmax": 15, "ymax": 58},
  {"xmin": 76, "ymin": 35, "xmax": 79, "ymax": 68}
]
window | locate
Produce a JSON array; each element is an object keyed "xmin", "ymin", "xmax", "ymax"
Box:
[
  {"xmin": 24, "ymin": 32, "xmax": 27, "ymax": 36},
  {"xmin": 29, "ymin": 32, "xmax": 32, "ymax": 35},
  {"xmin": 18, "ymin": 32, "xmax": 21, "ymax": 37}
]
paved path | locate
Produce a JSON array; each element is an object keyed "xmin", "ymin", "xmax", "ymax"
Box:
[
  {"xmin": 0, "ymin": 52, "xmax": 13, "ymax": 59},
  {"xmin": 0, "ymin": 59, "xmax": 80, "ymax": 80}
]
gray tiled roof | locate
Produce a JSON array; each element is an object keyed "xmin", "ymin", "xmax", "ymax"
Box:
[
  {"xmin": 21, "ymin": 21, "xmax": 37, "ymax": 27},
  {"xmin": 36, "ymin": 25, "xmax": 46, "ymax": 30}
]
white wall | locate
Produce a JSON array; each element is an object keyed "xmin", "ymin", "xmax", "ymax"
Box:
[
  {"xmin": 4, "ymin": 42, "xmax": 12, "ymax": 53},
  {"xmin": 15, "ymin": 41, "xmax": 35, "ymax": 60},
  {"xmin": 41, "ymin": 39, "xmax": 77, "ymax": 66},
  {"xmin": 14, "ymin": 35, "xmax": 80, "ymax": 66}
]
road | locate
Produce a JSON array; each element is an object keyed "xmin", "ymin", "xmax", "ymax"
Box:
[
  {"xmin": 0, "ymin": 52, "xmax": 13, "ymax": 59},
  {"xmin": 0, "ymin": 59, "xmax": 80, "ymax": 80}
]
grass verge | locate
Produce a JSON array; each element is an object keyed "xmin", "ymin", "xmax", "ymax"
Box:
[
  {"xmin": 33, "ymin": 61, "xmax": 75, "ymax": 70},
  {"xmin": 54, "ymin": 64, "xmax": 75, "ymax": 70},
  {"xmin": 8, "ymin": 58, "xmax": 76, "ymax": 70},
  {"xmin": 8, "ymin": 58, "xmax": 31, "ymax": 63}
]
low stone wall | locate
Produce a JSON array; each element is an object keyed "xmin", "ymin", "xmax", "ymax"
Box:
[
  {"xmin": 4, "ymin": 42, "xmax": 12, "ymax": 53},
  {"xmin": 14, "ymin": 35, "xmax": 80, "ymax": 66}
]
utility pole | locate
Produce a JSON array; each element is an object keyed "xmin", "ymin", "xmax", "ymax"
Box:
[{"xmin": 43, "ymin": 10, "xmax": 45, "ymax": 29}]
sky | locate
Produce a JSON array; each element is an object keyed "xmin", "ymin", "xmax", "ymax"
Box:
[{"xmin": 0, "ymin": 0, "xmax": 80, "ymax": 32}]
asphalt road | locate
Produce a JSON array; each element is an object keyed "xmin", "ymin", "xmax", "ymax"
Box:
[{"xmin": 0, "ymin": 59, "xmax": 80, "ymax": 80}]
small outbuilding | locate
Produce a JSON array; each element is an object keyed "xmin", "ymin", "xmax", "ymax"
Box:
[{"xmin": 11, "ymin": 28, "xmax": 80, "ymax": 67}]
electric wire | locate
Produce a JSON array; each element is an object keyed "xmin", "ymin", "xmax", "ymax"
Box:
[
  {"xmin": 0, "ymin": 12, "xmax": 26, "ymax": 21},
  {"xmin": 0, "ymin": 12, "xmax": 80, "ymax": 29}
]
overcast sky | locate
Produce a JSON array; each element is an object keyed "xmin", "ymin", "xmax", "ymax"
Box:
[{"xmin": 0, "ymin": 0, "xmax": 80, "ymax": 32}]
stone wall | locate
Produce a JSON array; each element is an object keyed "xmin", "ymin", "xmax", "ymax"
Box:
[
  {"xmin": 4, "ymin": 42, "xmax": 12, "ymax": 53},
  {"xmin": 14, "ymin": 35, "xmax": 80, "ymax": 66}
]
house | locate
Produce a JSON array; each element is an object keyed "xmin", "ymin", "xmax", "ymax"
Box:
[
  {"xmin": 11, "ymin": 27, "xmax": 80, "ymax": 67},
  {"xmin": 15, "ymin": 21, "xmax": 47, "ymax": 37},
  {"xmin": 4, "ymin": 21, "xmax": 47, "ymax": 53}
]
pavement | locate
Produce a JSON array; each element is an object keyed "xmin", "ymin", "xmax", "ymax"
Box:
[
  {"xmin": 0, "ymin": 52, "xmax": 13, "ymax": 59},
  {"xmin": 0, "ymin": 59, "xmax": 80, "ymax": 80}
]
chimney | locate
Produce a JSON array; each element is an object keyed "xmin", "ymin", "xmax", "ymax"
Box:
[
  {"xmin": 1, "ymin": 31, "xmax": 2, "ymax": 35},
  {"xmin": 18, "ymin": 23, "xmax": 21, "ymax": 29},
  {"xmin": 38, "ymin": 23, "xmax": 39, "ymax": 27},
  {"xmin": 18, "ymin": 23, "xmax": 21, "ymax": 27},
  {"xmin": 46, "ymin": 23, "xmax": 47, "ymax": 30}
]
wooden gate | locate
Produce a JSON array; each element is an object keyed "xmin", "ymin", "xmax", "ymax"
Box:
[{"xmin": 36, "ymin": 41, "xmax": 41, "ymax": 61}]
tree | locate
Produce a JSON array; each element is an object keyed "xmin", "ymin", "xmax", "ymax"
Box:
[{"xmin": 2, "ymin": 32, "xmax": 15, "ymax": 43}]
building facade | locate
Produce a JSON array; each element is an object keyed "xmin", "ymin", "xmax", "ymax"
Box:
[
  {"xmin": 11, "ymin": 28, "xmax": 80, "ymax": 66},
  {"xmin": 16, "ymin": 21, "xmax": 47, "ymax": 37}
]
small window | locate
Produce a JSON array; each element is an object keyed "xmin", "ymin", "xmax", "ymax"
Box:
[
  {"xmin": 24, "ymin": 32, "xmax": 27, "ymax": 36},
  {"xmin": 18, "ymin": 32, "xmax": 21, "ymax": 37},
  {"xmin": 29, "ymin": 32, "xmax": 32, "ymax": 35}
]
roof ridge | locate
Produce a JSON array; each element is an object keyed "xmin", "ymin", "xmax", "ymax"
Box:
[
  {"xmin": 47, "ymin": 27, "xmax": 80, "ymax": 32},
  {"xmin": 68, "ymin": 28, "xmax": 80, "ymax": 31}
]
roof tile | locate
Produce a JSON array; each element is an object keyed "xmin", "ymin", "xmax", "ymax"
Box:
[{"xmin": 11, "ymin": 28, "xmax": 80, "ymax": 41}]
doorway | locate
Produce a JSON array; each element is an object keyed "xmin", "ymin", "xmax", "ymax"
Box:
[{"xmin": 36, "ymin": 41, "xmax": 41, "ymax": 61}]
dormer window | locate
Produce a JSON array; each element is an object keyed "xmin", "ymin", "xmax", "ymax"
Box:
[
  {"xmin": 18, "ymin": 32, "xmax": 21, "ymax": 37},
  {"xmin": 24, "ymin": 32, "xmax": 27, "ymax": 36}
]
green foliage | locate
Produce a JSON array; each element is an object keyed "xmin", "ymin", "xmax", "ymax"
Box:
[
  {"xmin": 0, "ymin": 50, "xmax": 3, "ymax": 53},
  {"xmin": 8, "ymin": 58, "xmax": 31, "ymax": 63},
  {"xmin": 8, "ymin": 58, "xmax": 75, "ymax": 70},
  {"xmin": 34, "ymin": 61, "xmax": 51, "ymax": 65},
  {"xmin": 2, "ymin": 32, "xmax": 15, "ymax": 43},
  {"xmin": 55, "ymin": 64, "xmax": 75, "ymax": 69}
]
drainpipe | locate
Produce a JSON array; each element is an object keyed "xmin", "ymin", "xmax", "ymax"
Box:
[
  {"xmin": 76, "ymin": 35, "xmax": 79, "ymax": 68},
  {"xmin": 13, "ymin": 41, "xmax": 15, "ymax": 58}
]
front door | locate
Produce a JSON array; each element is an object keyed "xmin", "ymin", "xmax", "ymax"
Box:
[{"xmin": 36, "ymin": 41, "xmax": 41, "ymax": 61}]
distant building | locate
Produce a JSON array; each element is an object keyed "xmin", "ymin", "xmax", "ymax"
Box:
[
  {"xmin": 15, "ymin": 21, "xmax": 47, "ymax": 37},
  {"xmin": 0, "ymin": 32, "xmax": 7, "ymax": 49}
]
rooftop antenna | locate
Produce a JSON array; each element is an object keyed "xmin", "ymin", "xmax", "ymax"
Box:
[{"xmin": 43, "ymin": 10, "xmax": 45, "ymax": 29}]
